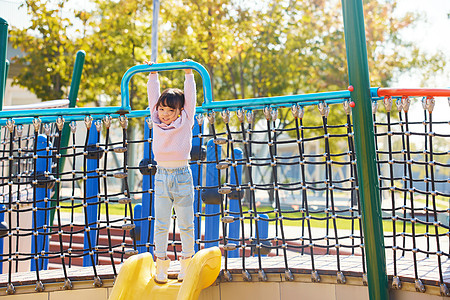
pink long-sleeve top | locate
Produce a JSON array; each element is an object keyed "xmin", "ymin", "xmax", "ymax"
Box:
[{"xmin": 147, "ymin": 73, "xmax": 196, "ymax": 163}]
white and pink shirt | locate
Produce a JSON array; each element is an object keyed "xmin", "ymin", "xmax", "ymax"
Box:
[{"xmin": 147, "ymin": 73, "xmax": 196, "ymax": 166}]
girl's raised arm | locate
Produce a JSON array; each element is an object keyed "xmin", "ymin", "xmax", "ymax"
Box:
[
  {"xmin": 183, "ymin": 73, "xmax": 196, "ymax": 120},
  {"xmin": 147, "ymin": 73, "xmax": 160, "ymax": 112}
]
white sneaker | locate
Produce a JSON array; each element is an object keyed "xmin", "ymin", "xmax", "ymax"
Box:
[
  {"xmin": 155, "ymin": 258, "xmax": 170, "ymax": 284},
  {"xmin": 178, "ymin": 257, "xmax": 192, "ymax": 282}
]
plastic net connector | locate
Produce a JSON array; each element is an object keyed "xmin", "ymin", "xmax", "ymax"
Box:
[
  {"xmin": 218, "ymin": 186, "xmax": 232, "ymax": 194},
  {"xmin": 221, "ymin": 216, "xmax": 235, "ymax": 223},
  {"xmin": 362, "ymin": 273, "xmax": 368, "ymax": 286},
  {"xmin": 221, "ymin": 109, "xmax": 230, "ymax": 123},
  {"xmin": 35, "ymin": 281, "xmax": 45, "ymax": 292},
  {"xmin": 207, "ymin": 111, "xmax": 215, "ymax": 123},
  {"xmin": 95, "ymin": 120, "xmax": 102, "ymax": 132},
  {"xmin": 236, "ymin": 109, "xmax": 245, "ymax": 123},
  {"xmin": 317, "ymin": 102, "xmax": 330, "ymax": 117},
  {"xmin": 337, "ymin": 272, "xmax": 346, "ymax": 284},
  {"xmin": 372, "ymin": 101, "xmax": 378, "ymax": 114},
  {"xmin": 222, "ymin": 270, "xmax": 233, "ymax": 282},
  {"xmin": 258, "ymin": 269, "xmax": 268, "ymax": 282},
  {"xmin": 6, "ymin": 283, "xmax": 15, "ymax": 295},
  {"xmin": 124, "ymin": 249, "xmax": 138, "ymax": 256},
  {"xmin": 70, "ymin": 121, "xmax": 77, "ymax": 133},
  {"xmin": 56, "ymin": 116, "xmax": 65, "ymax": 131},
  {"xmin": 113, "ymin": 147, "xmax": 127, "ymax": 153},
  {"xmin": 16, "ymin": 125, "xmax": 23, "ymax": 138},
  {"xmin": 392, "ymin": 276, "xmax": 402, "ymax": 289},
  {"xmin": 246, "ymin": 110, "xmax": 254, "ymax": 123},
  {"xmin": 285, "ymin": 269, "xmax": 294, "ymax": 281},
  {"xmin": 63, "ymin": 279, "xmax": 73, "ymax": 290},
  {"xmin": 196, "ymin": 113, "xmax": 205, "ymax": 126},
  {"xmin": 113, "ymin": 172, "xmax": 128, "ymax": 179},
  {"xmin": 84, "ymin": 115, "xmax": 93, "ymax": 129},
  {"xmin": 415, "ymin": 279, "xmax": 426, "ymax": 293},
  {"xmin": 93, "ymin": 276, "xmax": 103, "ymax": 288},
  {"xmin": 216, "ymin": 162, "xmax": 229, "ymax": 170},
  {"xmin": 118, "ymin": 197, "xmax": 132, "ymax": 204},
  {"xmin": 310, "ymin": 270, "xmax": 320, "ymax": 283},
  {"xmin": 213, "ymin": 138, "xmax": 228, "ymax": 145},
  {"xmin": 32, "ymin": 117, "xmax": 41, "ymax": 132},
  {"xmin": 6, "ymin": 119, "xmax": 15, "ymax": 133},
  {"xmin": 440, "ymin": 283, "xmax": 450, "ymax": 296},
  {"xmin": 119, "ymin": 115, "xmax": 128, "ymax": 129},
  {"xmin": 122, "ymin": 223, "xmax": 135, "ymax": 231},
  {"xmin": 383, "ymin": 96, "xmax": 392, "ymax": 112},
  {"xmin": 242, "ymin": 270, "xmax": 252, "ymax": 282},
  {"xmin": 103, "ymin": 115, "xmax": 112, "ymax": 128},
  {"xmin": 223, "ymin": 244, "xmax": 237, "ymax": 251}
]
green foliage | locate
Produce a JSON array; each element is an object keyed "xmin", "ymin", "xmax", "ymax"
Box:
[
  {"xmin": 8, "ymin": 0, "xmax": 446, "ymax": 113},
  {"xmin": 9, "ymin": 0, "xmax": 76, "ymax": 100}
]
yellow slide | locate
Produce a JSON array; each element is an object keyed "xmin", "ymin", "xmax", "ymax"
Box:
[{"xmin": 108, "ymin": 247, "xmax": 222, "ymax": 300}]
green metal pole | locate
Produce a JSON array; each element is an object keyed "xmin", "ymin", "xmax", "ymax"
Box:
[
  {"xmin": 50, "ymin": 50, "xmax": 86, "ymax": 227},
  {"xmin": 341, "ymin": 1, "xmax": 389, "ymax": 300},
  {"xmin": 4, "ymin": 60, "xmax": 8, "ymax": 93},
  {"xmin": 0, "ymin": 17, "xmax": 8, "ymax": 110}
]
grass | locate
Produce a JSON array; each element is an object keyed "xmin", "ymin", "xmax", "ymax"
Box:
[{"xmin": 59, "ymin": 203, "xmax": 448, "ymax": 234}]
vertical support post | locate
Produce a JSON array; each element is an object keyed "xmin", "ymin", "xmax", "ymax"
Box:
[
  {"xmin": 0, "ymin": 17, "xmax": 8, "ymax": 110},
  {"xmin": 228, "ymin": 148, "xmax": 242, "ymax": 258},
  {"xmin": 83, "ymin": 126, "xmax": 99, "ymax": 266},
  {"xmin": 133, "ymin": 203, "xmax": 142, "ymax": 243},
  {"xmin": 31, "ymin": 135, "xmax": 52, "ymax": 271},
  {"xmin": 139, "ymin": 117, "xmax": 154, "ymax": 254},
  {"xmin": 191, "ymin": 122, "xmax": 202, "ymax": 253},
  {"xmin": 204, "ymin": 139, "xmax": 220, "ymax": 248},
  {"xmin": 258, "ymin": 214, "xmax": 269, "ymax": 257},
  {"xmin": 0, "ymin": 204, "xmax": 5, "ymax": 273},
  {"xmin": 341, "ymin": 1, "xmax": 388, "ymax": 299},
  {"xmin": 151, "ymin": 0, "xmax": 160, "ymax": 62},
  {"xmin": 50, "ymin": 50, "xmax": 85, "ymax": 227}
]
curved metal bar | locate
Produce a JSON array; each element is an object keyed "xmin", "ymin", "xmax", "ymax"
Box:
[
  {"xmin": 120, "ymin": 60, "xmax": 213, "ymax": 111},
  {"xmin": 0, "ymin": 110, "xmax": 151, "ymax": 126}
]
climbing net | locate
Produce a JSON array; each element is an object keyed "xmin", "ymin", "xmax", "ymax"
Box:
[
  {"xmin": 374, "ymin": 95, "xmax": 449, "ymax": 292},
  {"xmin": 0, "ymin": 92, "xmax": 448, "ymax": 293}
]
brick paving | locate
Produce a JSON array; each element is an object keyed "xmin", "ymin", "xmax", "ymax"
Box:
[{"xmin": 1, "ymin": 253, "xmax": 448, "ymax": 288}]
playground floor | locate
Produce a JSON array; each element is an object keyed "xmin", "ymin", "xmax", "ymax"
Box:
[{"xmin": 0, "ymin": 252, "xmax": 447, "ymax": 289}]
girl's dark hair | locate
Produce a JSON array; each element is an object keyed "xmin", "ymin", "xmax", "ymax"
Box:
[{"xmin": 156, "ymin": 88, "xmax": 185, "ymax": 110}]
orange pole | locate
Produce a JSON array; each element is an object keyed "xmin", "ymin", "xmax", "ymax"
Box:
[{"xmin": 377, "ymin": 88, "xmax": 450, "ymax": 97}]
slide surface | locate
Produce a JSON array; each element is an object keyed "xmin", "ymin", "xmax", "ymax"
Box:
[{"xmin": 108, "ymin": 247, "xmax": 221, "ymax": 300}]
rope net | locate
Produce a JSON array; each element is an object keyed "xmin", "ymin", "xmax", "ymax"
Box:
[{"xmin": 0, "ymin": 93, "xmax": 448, "ymax": 293}]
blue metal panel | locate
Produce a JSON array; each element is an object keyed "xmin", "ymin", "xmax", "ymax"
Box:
[
  {"xmin": 83, "ymin": 126, "xmax": 99, "ymax": 266},
  {"xmin": 139, "ymin": 117, "xmax": 155, "ymax": 254},
  {"xmin": 204, "ymin": 139, "xmax": 220, "ymax": 249},
  {"xmin": 30, "ymin": 134, "xmax": 51, "ymax": 271}
]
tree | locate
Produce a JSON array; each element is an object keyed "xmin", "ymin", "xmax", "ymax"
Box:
[{"xmin": 9, "ymin": 0, "xmax": 76, "ymax": 100}]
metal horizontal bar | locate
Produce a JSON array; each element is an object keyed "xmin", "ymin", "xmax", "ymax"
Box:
[
  {"xmin": 0, "ymin": 106, "xmax": 128, "ymax": 119},
  {"xmin": 199, "ymin": 90, "xmax": 351, "ymax": 111},
  {"xmin": 0, "ymin": 109, "xmax": 150, "ymax": 126}
]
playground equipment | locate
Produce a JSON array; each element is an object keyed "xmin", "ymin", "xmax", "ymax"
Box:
[
  {"xmin": 108, "ymin": 246, "xmax": 221, "ymax": 300},
  {"xmin": 0, "ymin": 2, "xmax": 449, "ymax": 300}
]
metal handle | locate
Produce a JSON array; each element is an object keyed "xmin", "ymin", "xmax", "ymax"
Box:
[{"xmin": 120, "ymin": 60, "xmax": 213, "ymax": 112}]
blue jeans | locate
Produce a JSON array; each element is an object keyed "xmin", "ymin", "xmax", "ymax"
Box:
[{"xmin": 154, "ymin": 166, "xmax": 195, "ymax": 258}]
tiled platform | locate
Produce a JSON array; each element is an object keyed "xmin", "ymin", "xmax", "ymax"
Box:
[{"xmin": 0, "ymin": 254, "xmax": 448, "ymax": 289}]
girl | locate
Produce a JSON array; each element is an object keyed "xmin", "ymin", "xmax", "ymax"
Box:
[{"xmin": 146, "ymin": 59, "xmax": 196, "ymax": 284}]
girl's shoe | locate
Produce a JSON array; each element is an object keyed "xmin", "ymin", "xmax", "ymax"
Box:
[
  {"xmin": 155, "ymin": 258, "xmax": 170, "ymax": 284},
  {"xmin": 178, "ymin": 257, "xmax": 192, "ymax": 282}
]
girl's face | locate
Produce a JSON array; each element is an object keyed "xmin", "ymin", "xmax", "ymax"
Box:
[{"xmin": 158, "ymin": 105, "xmax": 182, "ymax": 125}]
